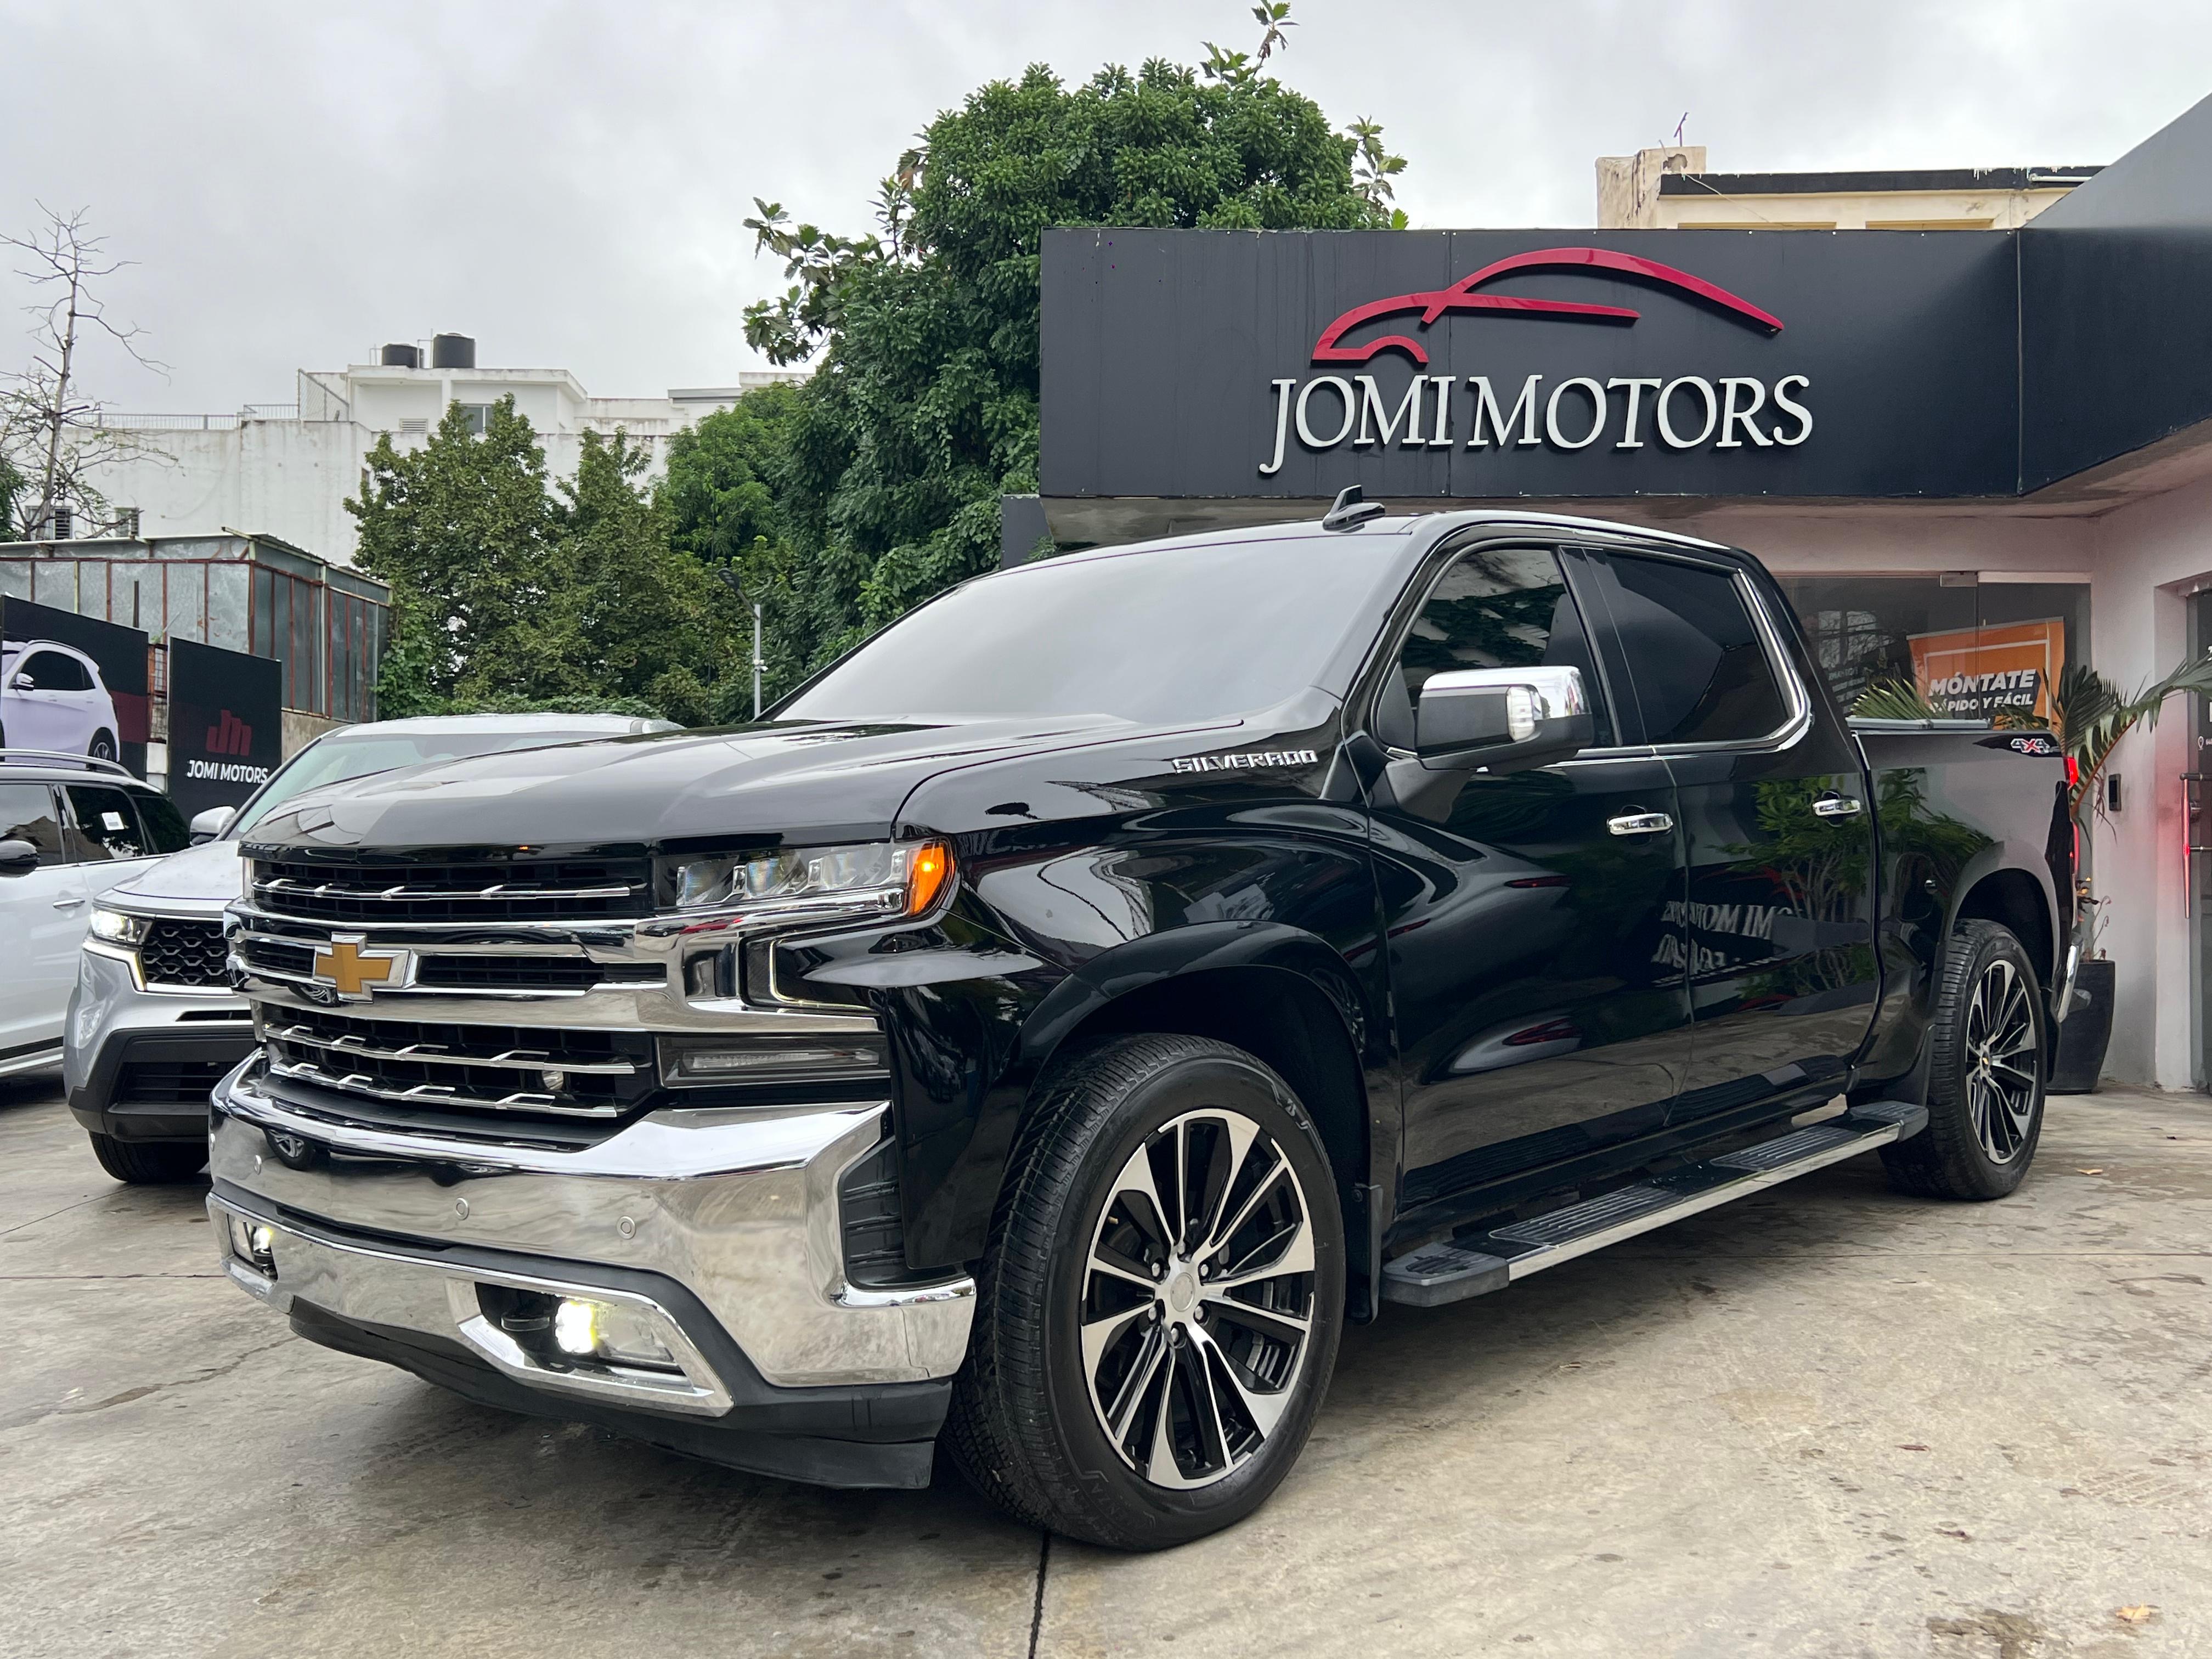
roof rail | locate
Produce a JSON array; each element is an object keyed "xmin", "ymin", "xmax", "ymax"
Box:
[
  {"xmin": 1321, "ymin": 484, "xmax": 1386, "ymax": 533},
  {"xmin": 0, "ymin": 748, "xmax": 137, "ymax": 778}
]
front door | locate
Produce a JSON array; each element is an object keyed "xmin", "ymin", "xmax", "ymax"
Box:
[
  {"xmin": 1363, "ymin": 543, "xmax": 1692, "ymax": 1223},
  {"xmin": 1575, "ymin": 548, "xmax": 1880, "ymax": 1118},
  {"xmin": 0, "ymin": 782, "xmax": 86, "ymax": 1054}
]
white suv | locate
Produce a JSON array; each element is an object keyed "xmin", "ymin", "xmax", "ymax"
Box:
[
  {"xmin": 2, "ymin": 641, "xmax": 123, "ymax": 763},
  {"xmin": 0, "ymin": 754, "xmax": 187, "ymax": 1096},
  {"xmin": 65, "ymin": 713, "xmax": 675, "ymax": 1183}
]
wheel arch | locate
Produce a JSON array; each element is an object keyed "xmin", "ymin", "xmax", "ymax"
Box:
[
  {"xmin": 1019, "ymin": 923, "xmax": 1378, "ymax": 1206},
  {"xmin": 1953, "ymin": 862, "xmax": 2056, "ymax": 991}
]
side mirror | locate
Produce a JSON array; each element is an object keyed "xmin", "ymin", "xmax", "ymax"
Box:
[
  {"xmin": 0, "ymin": 838, "xmax": 40, "ymax": 873},
  {"xmin": 1416, "ymin": 665, "xmax": 1594, "ymax": 774},
  {"xmin": 189, "ymin": 806, "xmax": 236, "ymax": 844},
  {"xmin": 9, "ymin": 673, "xmax": 34, "ymax": 692}
]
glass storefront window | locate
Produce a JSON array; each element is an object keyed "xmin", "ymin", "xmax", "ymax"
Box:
[{"xmin": 1774, "ymin": 574, "xmax": 2091, "ymax": 724}]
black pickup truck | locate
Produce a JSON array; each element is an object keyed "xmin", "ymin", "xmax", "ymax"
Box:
[{"xmin": 208, "ymin": 501, "xmax": 2074, "ymax": 1550}]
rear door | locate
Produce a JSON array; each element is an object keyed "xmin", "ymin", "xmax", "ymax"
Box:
[
  {"xmin": 1363, "ymin": 541, "xmax": 1692, "ymax": 1221},
  {"xmin": 0, "ymin": 782, "xmax": 86, "ymax": 1054},
  {"xmin": 1574, "ymin": 548, "xmax": 1880, "ymax": 1120}
]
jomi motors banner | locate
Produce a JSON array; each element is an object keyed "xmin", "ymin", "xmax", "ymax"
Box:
[{"xmin": 167, "ymin": 637, "xmax": 282, "ymax": 821}]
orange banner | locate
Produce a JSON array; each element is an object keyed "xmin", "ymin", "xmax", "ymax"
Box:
[{"xmin": 1908, "ymin": 619, "xmax": 2065, "ymax": 721}]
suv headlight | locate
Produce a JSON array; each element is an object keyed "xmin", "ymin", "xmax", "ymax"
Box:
[
  {"xmin": 90, "ymin": 907, "xmax": 150, "ymax": 946},
  {"xmin": 661, "ymin": 840, "xmax": 951, "ymax": 919}
]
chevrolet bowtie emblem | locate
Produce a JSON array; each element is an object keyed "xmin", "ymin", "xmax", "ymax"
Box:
[{"xmin": 311, "ymin": 935, "xmax": 409, "ymax": 1001}]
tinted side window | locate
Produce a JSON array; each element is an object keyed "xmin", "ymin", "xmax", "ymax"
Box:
[
  {"xmin": 1600, "ymin": 555, "xmax": 1789, "ymax": 746},
  {"xmin": 1376, "ymin": 545, "xmax": 1613, "ymax": 749},
  {"xmin": 0, "ymin": 783, "xmax": 65, "ymax": 866},
  {"xmin": 133, "ymin": 790, "xmax": 191, "ymax": 855},
  {"xmin": 64, "ymin": 785, "xmax": 149, "ymax": 861},
  {"xmin": 22, "ymin": 650, "xmax": 88, "ymax": 691}
]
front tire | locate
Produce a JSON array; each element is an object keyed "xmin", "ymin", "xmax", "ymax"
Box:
[
  {"xmin": 1880, "ymin": 919, "xmax": 2046, "ymax": 1200},
  {"xmin": 88, "ymin": 1132, "xmax": 207, "ymax": 1185},
  {"xmin": 946, "ymin": 1034, "xmax": 1345, "ymax": 1550}
]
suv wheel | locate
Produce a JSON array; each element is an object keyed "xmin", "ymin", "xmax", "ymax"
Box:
[
  {"xmin": 945, "ymin": 1034, "xmax": 1344, "ymax": 1550},
  {"xmin": 88, "ymin": 730, "xmax": 118, "ymax": 763},
  {"xmin": 88, "ymin": 1133, "xmax": 207, "ymax": 1185},
  {"xmin": 1880, "ymin": 919, "xmax": 2046, "ymax": 1200}
]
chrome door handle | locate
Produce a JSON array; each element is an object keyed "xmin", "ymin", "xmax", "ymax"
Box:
[
  {"xmin": 52, "ymin": 897, "xmax": 83, "ymax": 909},
  {"xmin": 1812, "ymin": 795, "xmax": 1864, "ymax": 818},
  {"xmin": 1606, "ymin": 811, "xmax": 1674, "ymax": 837}
]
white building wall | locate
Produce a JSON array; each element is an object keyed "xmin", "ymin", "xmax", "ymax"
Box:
[{"xmin": 76, "ymin": 363, "xmax": 803, "ymax": 570}]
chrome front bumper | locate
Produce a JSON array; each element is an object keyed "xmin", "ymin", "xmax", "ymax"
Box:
[{"xmin": 211, "ymin": 1065, "xmax": 976, "ymax": 1410}]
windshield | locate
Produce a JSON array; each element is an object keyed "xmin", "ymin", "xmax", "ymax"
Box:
[
  {"xmin": 226, "ymin": 726, "xmax": 626, "ymax": 837},
  {"xmin": 782, "ymin": 538, "xmax": 1397, "ymax": 724}
]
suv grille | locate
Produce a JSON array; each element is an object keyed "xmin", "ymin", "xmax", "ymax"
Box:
[
  {"xmin": 249, "ymin": 849, "xmax": 652, "ymax": 924},
  {"xmin": 259, "ymin": 1007, "xmax": 656, "ymax": 1129},
  {"xmin": 141, "ymin": 918, "xmax": 230, "ymax": 989}
]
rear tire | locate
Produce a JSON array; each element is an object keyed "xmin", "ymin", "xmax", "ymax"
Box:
[
  {"xmin": 945, "ymin": 1034, "xmax": 1345, "ymax": 1551},
  {"xmin": 88, "ymin": 1132, "xmax": 207, "ymax": 1184},
  {"xmin": 1880, "ymin": 919, "xmax": 2046, "ymax": 1200},
  {"xmin": 88, "ymin": 730, "xmax": 117, "ymax": 763}
]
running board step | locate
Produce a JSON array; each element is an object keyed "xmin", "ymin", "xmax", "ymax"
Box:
[{"xmin": 1381, "ymin": 1100, "xmax": 1927, "ymax": 1309}]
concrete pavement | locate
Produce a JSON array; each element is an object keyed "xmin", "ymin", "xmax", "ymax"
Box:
[{"xmin": 1, "ymin": 1075, "xmax": 2204, "ymax": 1658}]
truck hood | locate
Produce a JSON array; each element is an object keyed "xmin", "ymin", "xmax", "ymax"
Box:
[
  {"xmin": 240, "ymin": 715, "xmax": 1188, "ymax": 851},
  {"xmin": 105, "ymin": 834, "xmax": 242, "ymax": 909}
]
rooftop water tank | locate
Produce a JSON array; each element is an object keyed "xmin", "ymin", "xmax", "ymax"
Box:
[
  {"xmin": 380, "ymin": 342, "xmax": 421, "ymax": 368},
  {"xmin": 430, "ymin": 333, "xmax": 476, "ymax": 370}
]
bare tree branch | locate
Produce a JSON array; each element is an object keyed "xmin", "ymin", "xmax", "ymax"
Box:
[{"xmin": 0, "ymin": 204, "xmax": 167, "ymax": 539}]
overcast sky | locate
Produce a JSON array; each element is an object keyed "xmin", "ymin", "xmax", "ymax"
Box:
[{"xmin": 3, "ymin": 0, "xmax": 2207, "ymax": 413}]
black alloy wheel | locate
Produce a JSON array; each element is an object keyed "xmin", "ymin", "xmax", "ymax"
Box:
[
  {"xmin": 1881, "ymin": 919, "xmax": 2047, "ymax": 1200},
  {"xmin": 946, "ymin": 1034, "xmax": 1344, "ymax": 1550}
]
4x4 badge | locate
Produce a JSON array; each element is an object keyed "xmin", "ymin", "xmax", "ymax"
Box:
[{"xmin": 310, "ymin": 934, "xmax": 410, "ymax": 1000}]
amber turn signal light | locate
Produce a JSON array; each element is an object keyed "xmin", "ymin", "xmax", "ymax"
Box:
[{"xmin": 907, "ymin": 842, "xmax": 952, "ymax": 915}]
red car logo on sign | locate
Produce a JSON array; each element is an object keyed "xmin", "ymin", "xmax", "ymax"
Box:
[{"xmin": 1310, "ymin": 246, "xmax": 1785, "ymax": 365}]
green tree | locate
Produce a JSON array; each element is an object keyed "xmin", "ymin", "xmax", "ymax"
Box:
[
  {"xmin": 348, "ymin": 397, "xmax": 557, "ymax": 715},
  {"xmin": 548, "ymin": 429, "xmax": 739, "ymax": 723},
  {"xmin": 349, "ymin": 399, "xmax": 743, "ymax": 721},
  {"xmin": 733, "ymin": 50, "xmax": 1406, "ymax": 687}
]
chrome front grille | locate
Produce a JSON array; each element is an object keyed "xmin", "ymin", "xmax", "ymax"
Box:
[
  {"xmin": 232, "ymin": 928, "xmax": 664, "ymax": 1000},
  {"xmin": 260, "ymin": 1007, "xmax": 656, "ymax": 1127},
  {"xmin": 247, "ymin": 849, "xmax": 652, "ymax": 925}
]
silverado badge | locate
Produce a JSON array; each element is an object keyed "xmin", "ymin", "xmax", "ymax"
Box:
[{"xmin": 310, "ymin": 935, "xmax": 411, "ymax": 1001}]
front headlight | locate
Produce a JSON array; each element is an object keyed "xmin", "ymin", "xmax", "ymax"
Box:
[
  {"xmin": 663, "ymin": 840, "xmax": 951, "ymax": 918},
  {"xmin": 90, "ymin": 907, "xmax": 150, "ymax": 945}
]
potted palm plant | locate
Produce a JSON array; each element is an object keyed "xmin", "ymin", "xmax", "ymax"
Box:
[{"xmin": 1858, "ymin": 653, "xmax": 2212, "ymax": 1092}]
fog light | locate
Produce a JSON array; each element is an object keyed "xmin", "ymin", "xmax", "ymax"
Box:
[
  {"xmin": 228, "ymin": 1214, "xmax": 278, "ymax": 1273},
  {"xmin": 548, "ymin": 1295, "xmax": 679, "ymax": 1370},
  {"xmin": 552, "ymin": 1297, "xmax": 600, "ymax": 1357}
]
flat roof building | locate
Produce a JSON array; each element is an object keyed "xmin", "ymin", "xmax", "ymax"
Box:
[
  {"xmin": 1598, "ymin": 146, "xmax": 2102, "ymax": 230},
  {"xmin": 72, "ymin": 342, "xmax": 802, "ymax": 569}
]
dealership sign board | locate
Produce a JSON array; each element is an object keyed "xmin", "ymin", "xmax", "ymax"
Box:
[
  {"xmin": 167, "ymin": 637, "xmax": 283, "ymax": 821},
  {"xmin": 1041, "ymin": 228, "xmax": 2022, "ymax": 502}
]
